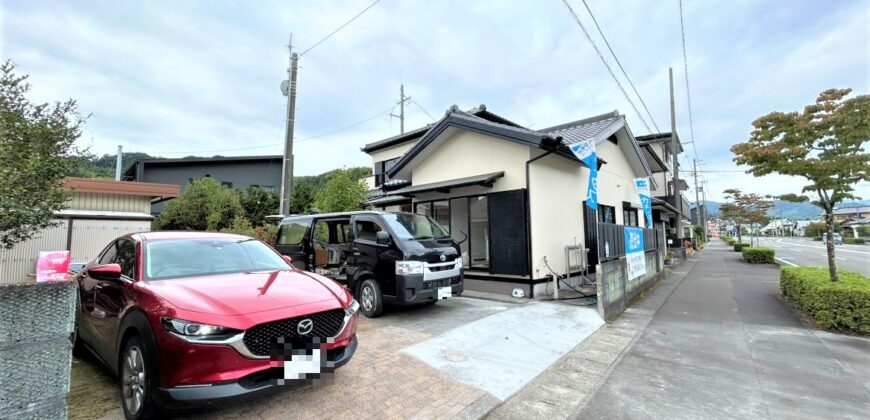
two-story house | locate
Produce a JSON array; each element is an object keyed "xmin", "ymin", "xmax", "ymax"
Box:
[{"xmin": 637, "ymin": 133, "xmax": 692, "ymax": 243}]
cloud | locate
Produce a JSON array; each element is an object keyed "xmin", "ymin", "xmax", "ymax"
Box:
[{"xmin": 2, "ymin": 0, "xmax": 867, "ymax": 201}]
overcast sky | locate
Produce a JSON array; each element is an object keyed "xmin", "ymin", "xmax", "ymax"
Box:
[{"xmin": 2, "ymin": 0, "xmax": 868, "ymax": 202}]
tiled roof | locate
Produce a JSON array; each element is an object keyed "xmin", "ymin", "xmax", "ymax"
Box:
[{"xmin": 541, "ymin": 111, "xmax": 623, "ymax": 145}]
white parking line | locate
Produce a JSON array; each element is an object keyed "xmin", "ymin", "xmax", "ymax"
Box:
[{"xmin": 775, "ymin": 257, "xmax": 799, "ymax": 267}]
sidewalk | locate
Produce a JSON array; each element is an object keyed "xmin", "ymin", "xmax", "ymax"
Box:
[{"xmin": 581, "ymin": 240, "xmax": 869, "ymax": 419}]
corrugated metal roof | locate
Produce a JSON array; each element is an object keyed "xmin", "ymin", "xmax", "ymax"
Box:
[{"xmin": 54, "ymin": 210, "xmax": 154, "ymax": 220}]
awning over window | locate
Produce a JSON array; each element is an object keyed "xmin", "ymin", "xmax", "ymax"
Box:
[
  {"xmin": 362, "ymin": 194, "xmax": 411, "ymax": 206},
  {"xmin": 389, "ymin": 172, "xmax": 505, "ymax": 197}
]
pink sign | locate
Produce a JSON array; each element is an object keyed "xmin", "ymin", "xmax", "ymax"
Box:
[{"xmin": 36, "ymin": 251, "xmax": 71, "ymax": 282}]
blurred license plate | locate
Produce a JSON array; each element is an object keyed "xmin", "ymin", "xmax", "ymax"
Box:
[{"xmin": 438, "ymin": 286, "xmax": 452, "ymax": 299}]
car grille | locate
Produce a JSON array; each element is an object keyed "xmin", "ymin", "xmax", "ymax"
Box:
[
  {"xmin": 422, "ymin": 276, "xmax": 462, "ymax": 289},
  {"xmin": 242, "ymin": 309, "xmax": 345, "ymax": 357},
  {"xmin": 428, "ymin": 264, "xmax": 455, "ymax": 272}
]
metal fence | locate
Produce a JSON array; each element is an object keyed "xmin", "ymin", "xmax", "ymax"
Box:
[{"xmin": 597, "ymin": 223, "xmax": 659, "ymax": 262}]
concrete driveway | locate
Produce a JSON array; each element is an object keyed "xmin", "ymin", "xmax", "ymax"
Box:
[{"xmin": 80, "ymin": 296, "xmax": 602, "ymax": 419}]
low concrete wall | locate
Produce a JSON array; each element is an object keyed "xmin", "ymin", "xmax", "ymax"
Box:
[
  {"xmin": 595, "ymin": 251, "xmax": 663, "ymax": 321},
  {"xmin": 0, "ymin": 282, "xmax": 76, "ymax": 418}
]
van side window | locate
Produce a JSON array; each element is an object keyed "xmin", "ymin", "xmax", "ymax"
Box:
[
  {"xmin": 278, "ymin": 220, "xmax": 311, "ymax": 245},
  {"xmin": 354, "ymin": 220, "xmax": 385, "ymax": 242}
]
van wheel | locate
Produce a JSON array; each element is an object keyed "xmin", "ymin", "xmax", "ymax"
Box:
[
  {"xmin": 359, "ymin": 279, "xmax": 384, "ymax": 318},
  {"xmin": 120, "ymin": 335, "xmax": 158, "ymax": 420}
]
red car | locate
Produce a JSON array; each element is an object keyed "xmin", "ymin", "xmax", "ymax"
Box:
[{"xmin": 73, "ymin": 232, "xmax": 359, "ymax": 419}]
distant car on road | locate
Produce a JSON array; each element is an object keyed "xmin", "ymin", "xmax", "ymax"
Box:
[
  {"xmin": 822, "ymin": 232, "xmax": 844, "ymax": 245},
  {"xmin": 73, "ymin": 232, "xmax": 359, "ymax": 419}
]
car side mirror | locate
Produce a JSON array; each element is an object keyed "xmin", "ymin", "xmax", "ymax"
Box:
[
  {"xmin": 376, "ymin": 231, "xmax": 391, "ymax": 245},
  {"xmin": 89, "ymin": 263, "xmax": 122, "ymax": 281},
  {"xmin": 283, "ymin": 255, "xmax": 294, "ymax": 265}
]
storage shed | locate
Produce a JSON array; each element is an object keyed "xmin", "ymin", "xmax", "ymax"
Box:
[{"xmin": 0, "ymin": 178, "xmax": 179, "ymax": 284}]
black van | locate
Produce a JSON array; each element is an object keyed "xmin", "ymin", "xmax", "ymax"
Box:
[{"xmin": 275, "ymin": 211, "xmax": 464, "ymax": 318}]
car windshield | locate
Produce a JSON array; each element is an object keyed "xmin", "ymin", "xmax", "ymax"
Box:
[
  {"xmin": 144, "ymin": 238, "xmax": 288, "ymax": 280},
  {"xmin": 382, "ymin": 213, "xmax": 450, "ymax": 240}
]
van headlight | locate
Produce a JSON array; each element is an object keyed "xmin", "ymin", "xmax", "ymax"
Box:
[{"xmin": 396, "ymin": 260, "xmax": 423, "ymax": 275}]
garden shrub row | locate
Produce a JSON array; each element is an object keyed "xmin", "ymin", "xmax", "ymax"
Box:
[
  {"xmin": 844, "ymin": 238, "xmax": 865, "ymax": 245},
  {"xmin": 743, "ymin": 247, "xmax": 775, "ymax": 264},
  {"xmin": 733, "ymin": 242, "xmax": 750, "ymax": 252},
  {"xmin": 781, "ymin": 267, "xmax": 870, "ymax": 334}
]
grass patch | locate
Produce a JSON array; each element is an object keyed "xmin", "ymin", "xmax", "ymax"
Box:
[
  {"xmin": 781, "ymin": 267, "xmax": 870, "ymax": 335},
  {"xmin": 743, "ymin": 247, "xmax": 775, "ymax": 264}
]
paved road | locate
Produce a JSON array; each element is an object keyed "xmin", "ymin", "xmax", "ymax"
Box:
[
  {"xmin": 581, "ymin": 241, "xmax": 870, "ymax": 419},
  {"xmin": 751, "ymin": 237, "xmax": 869, "ymax": 276}
]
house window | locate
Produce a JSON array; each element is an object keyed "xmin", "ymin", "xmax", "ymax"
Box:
[
  {"xmin": 469, "ymin": 196, "xmax": 489, "ymax": 269},
  {"xmin": 415, "ymin": 200, "xmax": 450, "ymax": 232},
  {"xmin": 374, "ymin": 157, "xmax": 400, "ymax": 187},
  {"xmin": 598, "ymin": 205, "xmax": 616, "ymax": 224},
  {"xmin": 623, "ymin": 208, "xmax": 639, "ymax": 227}
]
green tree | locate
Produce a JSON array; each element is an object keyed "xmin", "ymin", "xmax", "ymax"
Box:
[
  {"xmin": 314, "ymin": 170, "xmax": 369, "ymax": 213},
  {"xmin": 156, "ymin": 177, "xmax": 244, "ymax": 231},
  {"xmin": 731, "ymin": 88, "xmax": 869, "ymax": 281},
  {"xmin": 240, "ymin": 186, "xmax": 279, "ymax": 226},
  {"xmin": 804, "ymin": 222, "xmax": 828, "ymax": 238},
  {"xmin": 288, "ymin": 181, "xmax": 315, "ymax": 214},
  {"xmin": 0, "ymin": 61, "xmax": 84, "ymax": 248},
  {"xmin": 720, "ymin": 189, "xmax": 772, "ymax": 245}
]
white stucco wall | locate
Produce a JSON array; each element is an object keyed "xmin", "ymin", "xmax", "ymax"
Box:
[
  {"xmin": 528, "ymin": 153, "xmax": 586, "ymax": 278},
  {"xmin": 410, "ymin": 130, "xmax": 529, "ymax": 192},
  {"xmin": 596, "ymin": 140, "xmax": 646, "ymax": 227}
]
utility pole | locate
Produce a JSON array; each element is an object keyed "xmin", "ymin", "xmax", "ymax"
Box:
[
  {"xmin": 701, "ymin": 184, "xmax": 708, "ymax": 240},
  {"xmin": 693, "ymin": 158, "xmax": 701, "ymax": 237},
  {"xmin": 115, "ymin": 145, "xmax": 123, "ymax": 181},
  {"xmin": 669, "ymin": 68, "xmax": 683, "ymax": 246},
  {"xmin": 279, "ymin": 41, "xmax": 299, "ymax": 216},
  {"xmin": 390, "ymin": 84, "xmax": 409, "ymax": 134}
]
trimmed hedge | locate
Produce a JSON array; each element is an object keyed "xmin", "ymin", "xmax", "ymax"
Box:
[
  {"xmin": 812, "ymin": 237, "xmax": 822, "ymax": 241},
  {"xmin": 781, "ymin": 267, "xmax": 870, "ymax": 334},
  {"xmin": 733, "ymin": 242, "xmax": 750, "ymax": 252},
  {"xmin": 844, "ymin": 238, "xmax": 865, "ymax": 245},
  {"xmin": 743, "ymin": 247, "xmax": 775, "ymax": 264}
]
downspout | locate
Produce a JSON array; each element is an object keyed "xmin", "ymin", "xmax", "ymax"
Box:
[{"xmin": 524, "ymin": 136, "xmax": 563, "ymax": 299}]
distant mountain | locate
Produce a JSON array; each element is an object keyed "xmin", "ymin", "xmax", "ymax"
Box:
[{"xmin": 694, "ymin": 199, "xmax": 870, "ymax": 221}]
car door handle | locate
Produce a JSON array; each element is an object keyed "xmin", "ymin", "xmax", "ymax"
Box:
[
  {"xmin": 353, "ymin": 252, "xmax": 361, "ymax": 256},
  {"xmin": 93, "ymin": 309, "xmax": 106, "ymax": 319}
]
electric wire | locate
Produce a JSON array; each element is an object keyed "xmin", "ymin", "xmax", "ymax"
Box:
[
  {"xmin": 678, "ymin": 0, "xmax": 700, "ymax": 165},
  {"xmin": 299, "ymin": 0, "xmax": 380, "ymax": 57},
  {"xmin": 580, "ymin": 0, "xmax": 660, "ymax": 133},
  {"xmin": 560, "ymin": 0, "xmax": 653, "ymax": 133},
  {"xmin": 410, "ymin": 99, "xmax": 437, "ymax": 121}
]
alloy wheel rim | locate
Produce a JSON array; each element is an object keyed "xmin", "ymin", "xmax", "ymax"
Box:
[
  {"xmin": 122, "ymin": 346, "xmax": 145, "ymax": 415},
  {"xmin": 361, "ymin": 286, "xmax": 374, "ymax": 311}
]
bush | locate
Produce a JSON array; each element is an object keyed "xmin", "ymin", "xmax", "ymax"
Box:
[
  {"xmin": 220, "ymin": 217, "xmax": 280, "ymax": 246},
  {"xmin": 743, "ymin": 247, "xmax": 775, "ymax": 263},
  {"xmin": 733, "ymin": 242, "xmax": 750, "ymax": 251},
  {"xmin": 156, "ymin": 177, "xmax": 244, "ymax": 231},
  {"xmin": 781, "ymin": 267, "xmax": 870, "ymax": 334},
  {"xmin": 812, "ymin": 236, "xmax": 822, "ymax": 241},
  {"xmin": 844, "ymin": 238, "xmax": 865, "ymax": 245}
]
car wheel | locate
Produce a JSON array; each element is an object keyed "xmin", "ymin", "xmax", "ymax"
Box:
[
  {"xmin": 120, "ymin": 335, "xmax": 157, "ymax": 420},
  {"xmin": 359, "ymin": 279, "xmax": 384, "ymax": 318}
]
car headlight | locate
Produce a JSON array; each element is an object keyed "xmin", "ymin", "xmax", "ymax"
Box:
[
  {"xmin": 346, "ymin": 299, "xmax": 360, "ymax": 317},
  {"xmin": 162, "ymin": 317, "xmax": 233, "ymax": 337},
  {"xmin": 396, "ymin": 260, "xmax": 423, "ymax": 275}
]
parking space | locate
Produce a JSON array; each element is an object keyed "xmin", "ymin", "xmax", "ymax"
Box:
[{"xmin": 82, "ymin": 297, "xmax": 602, "ymax": 420}]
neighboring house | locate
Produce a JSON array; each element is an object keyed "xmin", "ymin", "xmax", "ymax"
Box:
[
  {"xmin": 637, "ymin": 133, "xmax": 692, "ymax": 242},
  {"xmin": 760, "ymin": 218, "xmax": 796, "ymax": 236},
  {"xmin": 0, "ymin": 177, "xmax": 179, "ymax": 283},
  {"xmin": 828, "ymin": 206, "xmax": 870, "ymax": 223},
  {"xmin": 841, "ymin": 217, "xmax": 870, "ymax": 238},
  {"xmin": 360, "ymin": 105, "xmax": 663, "ymax": 297},
  {"xmin": 123, "ymin": 155, "xmax": 283, "ymax": 215}
]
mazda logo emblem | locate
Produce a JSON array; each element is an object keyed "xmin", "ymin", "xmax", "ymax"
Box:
[
  {"xmin": 297, "ymin": 319, "xmax": 314, "ymax": 335},
  {"xmin": 440, "ymin": 255, "xmax": 446, "ymax": 262}
]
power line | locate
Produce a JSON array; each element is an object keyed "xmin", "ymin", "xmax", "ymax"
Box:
[
  {"xmin": 580, "ymin": 0, "xmax": 660, "ymax": 132},
  {"xmin": 559, "ymin": 0, "xmax": 653, "ymax": 133},
  {"xmin": 161, "ymin": 104, "xmax": 394, "ymax": 155},
  {"xmin": 410, "ymin": 99, "xmax": 437, "ymax": 121},
  {"xmin": 678, "ymin": 0, "xmax": 698, "ymax": 163},
  {"xmin": 299, "ymin": 0, "xmax": 380, "ymax": 56}
]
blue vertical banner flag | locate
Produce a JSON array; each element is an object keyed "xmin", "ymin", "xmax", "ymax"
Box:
[
  {"xmin": 634, "ymin": 177, "xmax": 653, "ymax": 227},
  {"xmin": 570, "ymin": 139, "xmax": 598, "ymax": 209}
]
